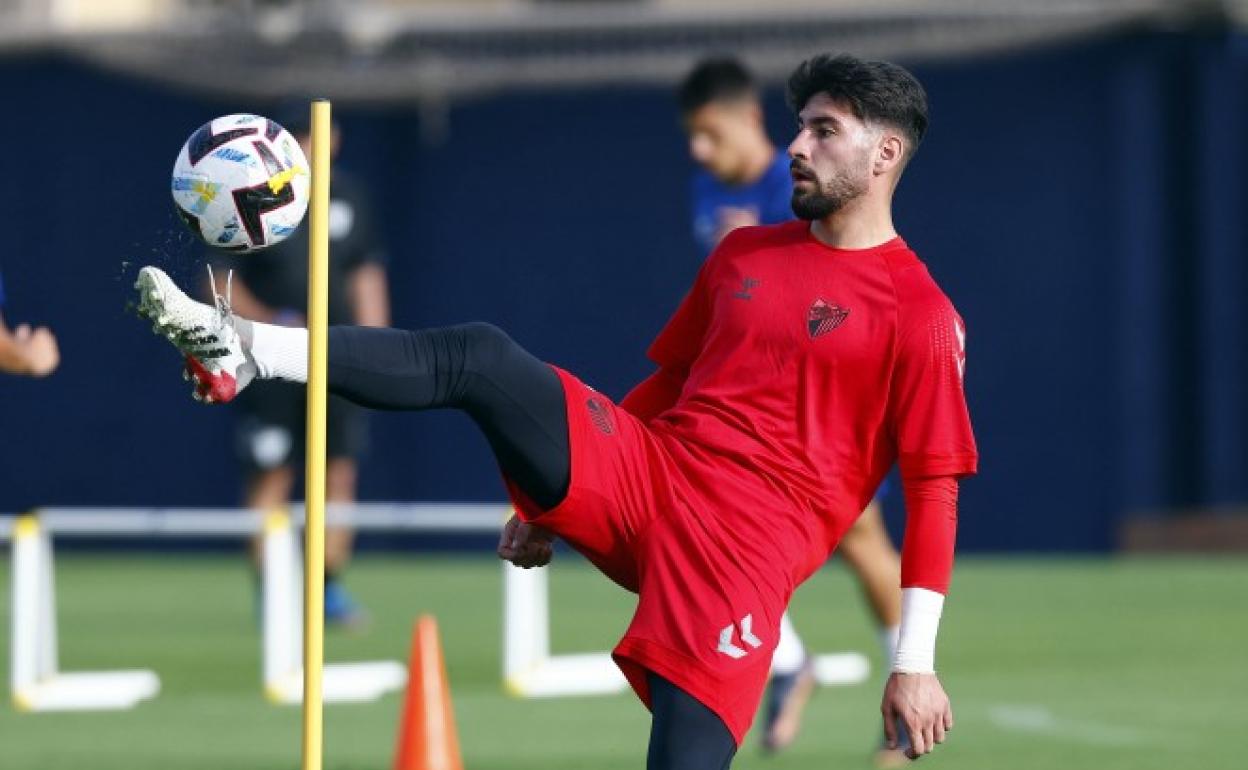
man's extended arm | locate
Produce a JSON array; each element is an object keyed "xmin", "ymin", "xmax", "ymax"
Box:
[
  {"xmin": 882, "ymin": 283, "xmax": 976, "ymax": 758},
  {"xmin": 881, "ymin": 473, "xmax": 959, "ymax": 758}
]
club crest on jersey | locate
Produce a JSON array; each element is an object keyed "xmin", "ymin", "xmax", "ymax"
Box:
[{"xmin": 807, "ymin": 299, "xmax": 849, "ymax": 339}]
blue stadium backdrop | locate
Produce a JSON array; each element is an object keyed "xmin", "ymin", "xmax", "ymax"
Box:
[{"xmin": 1, "ymin": 30, "xmax": 1246, "ymax": 553}]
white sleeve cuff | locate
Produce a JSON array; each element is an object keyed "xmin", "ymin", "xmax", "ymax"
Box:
[{"xmin": 892, "ymin": 587, "xmax": 944, "ymax": 674}]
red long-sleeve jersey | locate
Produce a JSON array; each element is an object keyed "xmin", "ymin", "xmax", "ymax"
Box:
[{"xmin": 631, "ymin": 222, "xmax": 977, "ymax": 591}]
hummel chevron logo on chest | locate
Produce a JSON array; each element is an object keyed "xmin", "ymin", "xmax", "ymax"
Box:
[{"xmin": 733, "ymin": 277, "xmax": 760, "ymax": 300}]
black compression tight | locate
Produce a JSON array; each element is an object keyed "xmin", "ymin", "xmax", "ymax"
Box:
[
  {"xmin": 327, "ymin": 323, "xmax": 570, "ymax": 509},
  {"xmin": 647, "ymin": 673, "xmax": 738, "ymax": 770}
]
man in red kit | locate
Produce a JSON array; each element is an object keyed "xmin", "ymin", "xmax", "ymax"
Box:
[{"xmin": 135, "ymin": 53, "xmax": 975, "ymax": 770}]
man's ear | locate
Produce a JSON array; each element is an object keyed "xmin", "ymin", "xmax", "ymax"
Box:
[{"xmin": 875, "ymin": 133, "xmax": 905, "ymax": 175}]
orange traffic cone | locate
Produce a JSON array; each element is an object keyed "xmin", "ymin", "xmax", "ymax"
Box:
[{"xmin": 394, "ymin": 615, "xmax": 464, "ymax": 770}]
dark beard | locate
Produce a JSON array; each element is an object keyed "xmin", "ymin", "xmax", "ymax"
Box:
[
  {"xmin": 790, "ymin": 169, "xmax": 867, "ymax": 220},
  {"xmin": 791, "ymin": 186, "xmax": 843, "ymax": 220}
]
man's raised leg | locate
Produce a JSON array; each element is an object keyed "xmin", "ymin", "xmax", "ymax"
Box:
[
  {"xmin": 138, "ymin": 266, "xmax": 752, "ymax": 769},
  {"xmin": 136, "ymin": 266, "xmax": 571, "ymax": 510}
]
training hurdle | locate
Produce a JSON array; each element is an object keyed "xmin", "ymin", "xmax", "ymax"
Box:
[
  {"xmin": 2, "ymin": 503, "xmax": 872, "ymax": 711},
  {"xmin": 0, "ymin": 505, "xmax": 487, "ymax": 711},
  {"xmin": 260, "ymin": 509, "xmax": 404, "ymax": 705},
  {"xmin": 6, "ymin": 515, "xmax": 159, "ymax": 712},
  {"xmin": 503, "ymin": 561, "xmax": 629, "ymax": 697}
]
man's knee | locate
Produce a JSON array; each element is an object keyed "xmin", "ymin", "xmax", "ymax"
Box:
[{"xmin": 453, "ymin": 322, "xmax": 518, "ymax": 372}]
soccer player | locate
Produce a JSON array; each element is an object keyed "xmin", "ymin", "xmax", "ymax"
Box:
[
  {"xmin": 681, "ymin": 58, "xmax": 793, "ymax": 255},
  {"xmin": 205, "ymin": 111, "xmax": 390, "ymax": 627},
  {"xmin": 0, "ymin": 269, "xmax": 59, "ymax": 377},
  {"xmin": 678, "ymin": 57, "xmax": 910, "ymax": 761},
  {"xmin": 137, "ymin": 54, "xmax": 975, "ymax": 769}
]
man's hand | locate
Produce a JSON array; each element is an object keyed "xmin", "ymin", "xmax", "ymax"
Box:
[
  {"xmin": 881, "ymin": 671, "xmax": 953, "ymax": 759},
  {"xmin": 14, "ymin": 324, "xmax": 60, "ymax": 377},
  {"xmin": 497, "ymin": 515, "xmax": 555, "ymax": 568}
]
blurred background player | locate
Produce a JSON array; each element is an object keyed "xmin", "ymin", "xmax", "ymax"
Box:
[
  {"xmin": 0, "ymin": 268, "xmax": 59, "ymax": 377},
  {"xmin": 678, "ymin": 57, "xmax": 908, "ymax": 764},
  {"xmin": 207, "ymin": 108, "xmax": 390, "ymax": 627}
]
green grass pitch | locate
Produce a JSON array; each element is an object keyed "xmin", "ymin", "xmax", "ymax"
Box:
[{"xmin": 0, "ymin": 553, "xmax": 1243, "ymax": 769}]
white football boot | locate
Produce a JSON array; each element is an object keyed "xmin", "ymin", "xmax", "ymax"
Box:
[{"xmin": 135, "ymin": 265, "xmax": 256, "ymax": 404}]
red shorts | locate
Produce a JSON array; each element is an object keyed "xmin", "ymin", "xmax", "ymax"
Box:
[{"xmin": 506, "ymin": 367, "xmax": 792, "ymax": 745}]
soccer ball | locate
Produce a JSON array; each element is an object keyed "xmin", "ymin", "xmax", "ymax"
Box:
[{"xmin": 171, "ymin": 114, "xmax": 310, "ymax": 251}]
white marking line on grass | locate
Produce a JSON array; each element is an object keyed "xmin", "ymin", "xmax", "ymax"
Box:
[{"xmin": 988, "ymin": 704, "xmax": 1147, "ymax": 746}]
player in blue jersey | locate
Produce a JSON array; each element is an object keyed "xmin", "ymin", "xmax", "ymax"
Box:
[
  {"xmin": 678, "ymin": 58, "xmax": 909, "ymax": 766},
  {"xmin": 683, "ymin": 62, "xmax": 793, "ymax": 254},
  {"xmin": 0, "ymin": 269, "xmax": 59, "ymax": 377}
]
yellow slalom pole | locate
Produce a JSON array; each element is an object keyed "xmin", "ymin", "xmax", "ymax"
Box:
[{"xmin": 303, "ymin": 98, "xmax": 331, "ymax": 770}]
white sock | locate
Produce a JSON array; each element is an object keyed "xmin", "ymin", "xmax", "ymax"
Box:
[
  {"xmin": 771, "ymin": 612, "xmax": 807, "ymax": 675},
  {"xmin": 248, "ymin": 321, "xmax": 308, "ymax": 383},
  {"xmin": 879, "ymin": 624, "xmax": 900, "ymax": 671}
]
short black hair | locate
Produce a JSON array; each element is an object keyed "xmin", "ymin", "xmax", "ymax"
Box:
[
  {"xmin": 786, "ymin": 54, "xmax": 928, "ymax": 157},
  {"xmin": 678, "ymin": 57, "xmax": 757, "ymax": 114}
]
